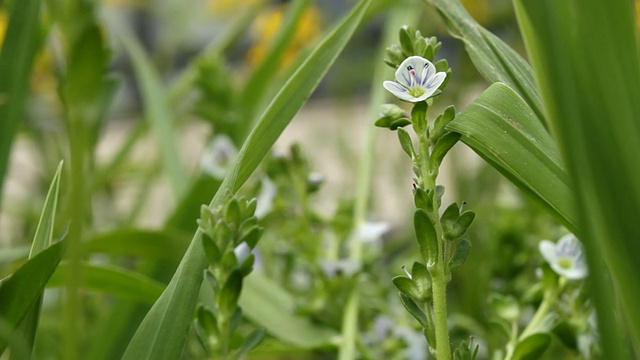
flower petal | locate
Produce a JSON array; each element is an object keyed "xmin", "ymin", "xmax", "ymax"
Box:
[
  {"xmin": 426, "ymin": 71, "xmax": 447, "ymax": 90},
  {"xmin": 383, "ymin": 80, "xmax": 420, "ymax": 102},
  {"xmin": 395, "ymin": 56, "xmax": 431, "ymax": 87},
  {"xmin": 539, "ymin": 240, "xmax": 558, "ymax": 264},
  {"xmin": 419, "ymin": 60, "xmax": 436, "ymax": 86}
]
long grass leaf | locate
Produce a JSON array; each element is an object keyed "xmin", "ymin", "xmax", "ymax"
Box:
[
  {"xmin": 424, "ymin": 0, "xmax": 545, "ymax": 126},
  {"xmin": 121, "ymin": 2, "xmax": 371, "ymax": 359},
  {"xmin": 514, "ymin": 0, "xmax": 640, "ymax": 355},
  {"xmin": 119, "ymin": 31, "xmax": 188, "ymax": 198},
  {"xmin": 448, "ymin": 83, "xmax": 576, "ymax": 230},
  {"xmin": 0, "ymin": 241, "xmax": 65, "ymax": 353}
]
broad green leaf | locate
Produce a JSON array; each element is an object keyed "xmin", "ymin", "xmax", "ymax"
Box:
[
  {"xmin": 122, "ymin": 2, "xmax": 371, "ymax": 359},
  {"xmin": 240, "ymin": 273, "xmax": 338, "ymax": 347},
  {"xmin": 447, "ymin": 82, "xmax": 577, "ymax": 231},
  {"xmin": 84, "ymin": 229, "xmax": 189, "ymax": 262},
  {"xmin": 120, "ymin": 30, "xmax": 187, "ymax": 198},
  {"xmin": 9, "ymin": 161, "xmax": 63, "ymax": 359},
  {"xmin": 0, "ymin": 241, "xmax": 65, "ymax": 353},
  {"xmin": 0, "ymin": 0, "xmax": 41, "ymax": 205},
  {"xmin": 48, "ymin": 263, "xmax": 165, "ymax": 305},
  {"xmin": 514, "ymin": 0, "xmax": 640, "ymax": 355},
  {"xmin": 424, "ymin": 0, "xmax": 545, "ymax": 126}
]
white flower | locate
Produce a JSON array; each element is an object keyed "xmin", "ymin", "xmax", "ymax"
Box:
[
  {"xmin": 539, "ymin": 233, "xmax": 588, "ymax": 280},
  {"xmin": 255, "ymin": 177, "xmax": 277, "ymax": 218},
  {"xmin": 383, "ymin": 56, "xmax": 446, "ymax": 103},
  {"xmin": 200, "ymin": 135, "xmax": 237, "ymax": 179},
  {"xmin": 356, "ymin": 221, "xmax": 390, "ymax": 243}
]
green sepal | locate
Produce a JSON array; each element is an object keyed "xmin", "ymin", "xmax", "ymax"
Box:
[
  {"xmin": 399, "ymin": 25, "xmax": 415, "ymax": 56},
  {"xmin": 238, "ymin": 253, "xmax": 255, "ymax": 277},
  {"xmin": 392, "ymin": 276, "xmax": 421, "ymax": 299},
  {"xmin": 390, "ymin": 118, "xmax": 412, "ymax": 130},
  {"xmin": 434, "ymin": 59, "xmax": 449, "ymax": 73},
  {"xmin": 221, "ymin": 251, "xmax": 238, "ymax": 271},
  {"xmin": 239, "ymin": 226, "xmax": 263, "ymax": 249},
  {"xmin": 489, "ymin": 293, "xmax": 520, "ymax": 323},
  {"xmin": 397, "ymin": 128, "xmax": 415, "ymax": 159},
  {"xmin": 239, "ymin": 217, "xmax": 259, "ymax": 237},
  {"xmin": 229, "ymin": 306, "xmax": 243, "ymax": 335},
  {"xmin": 413, "ymin": 187, "xmax": 433, "ymax": 212},
  {"xmin": 414, "ymin": 36, "xmax": 428, "ymax": 58},
  {"xmin": 430, "ymin": 105, "xmax": 456, "ymax": 140},
  {"xmin": 412, "ymin": 101, "xmax": 428, "ymax": 134},
  {"xmin": 224, "ymin": 198, "xmax": 241, "ymax": 228},
  {"xmin": 219, "ymin": 270, "xmax": 243, "ymax": 316},
  {"xmin": 202, "ymin": 234, "xmax": 223, "ymax": 265},
  {"xmin": 399, "ymin": 293, "xmax": 429, "ymax": 329},
  {"xmin": 384, "ymin": 43, "xmax": 404, "ymax": 68},
  {"xmin": 449, "ymin": 238, "xmax": 471, "ymax": 269},
  {"xmin": 414, "ymin": 209, "xmax": 438, "ymax": 266},
  {"xmin": 235, "ymin": 327, "xmax": 266, "ymax": 358},
  {"xmin": 450, "ymin": 211, "xmax": 475, "ymax": 239},
  {"xmin": 512, "ymin": 333, "xmax": 551, "ymax": 360},
  {"xmin": 411, "ymin": 261, "xmax": 432, "ymax": 301},
  {"xmin": 212, "ymin": 221, "xmax": 232, "ymax": 250},
  {"xmin": 245, "ymin": 198, "xmax": 257, "ymax": 218},
  {"xmin": 430, "ymin": 131, "xmax": 461, "ymax": 169},
  {"xmin": 204, "ymin": 269, "xmax": 219, "ymax": 292},
  {"xmin": 441, "ymin": 202, "xmax": 460, "ymax": 236},
  {"xmin": 195, "ymin": 305, "xmax": 219, "ymax": 351}
]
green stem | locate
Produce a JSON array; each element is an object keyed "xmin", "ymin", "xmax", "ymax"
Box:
[
  {"xmin": 419, "ymin": 125, "xmax": 451, "ymax": 360},
  {"xmin": 519, "ymin": 285, "xmax": 560, "ymax": 340}
]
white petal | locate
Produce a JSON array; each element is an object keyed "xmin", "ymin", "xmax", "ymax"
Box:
[
  {"xmin": 383, "ymin": 80, "xmax": 420, "ymax": 102},
  {"xmin": 395, "ymin": 56, "xmax": 431, "ymax": 87},
  {"xmin": 357, "ymin": 221, "xmax": 390, "ymax": 243},
  {"xmin": 255, "ymin": 177, "xmax": 277, "ymax": 218},
  {"xmin": 426, "ymin": 71, "xmax": 447, "ymax": 90},
  {"xmin": 419, "ymin": 60, "xmax": 436, "ymax": 86},
  {"xmin": 539, "ymin": 240, "xmax": 558, "ymax": 264},
  {"xmin": 200, "ymin": 135, "xmax": 238, "ymax": 179}
]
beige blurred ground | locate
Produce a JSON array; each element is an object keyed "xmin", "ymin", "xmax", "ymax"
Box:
[{"xmin": 0, "ymin": 91, "xmax": 483, "ymax": 246}]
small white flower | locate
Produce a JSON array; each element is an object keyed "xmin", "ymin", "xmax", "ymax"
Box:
[
  {"xmin": 383, "ymin": 56, "xmax": 447, "ymax": 103},
  {"xmin": 233, "ymin": 242, "xmax": 251, "ymax": 264},
  {"xmin": 200, "ymin": 135, "xmax": 237, "ymax": 179},
  {"xmin": 354, "ymin": 221, "xmax": 390, "ymax": 244},
  {"xmin": 539, "ymin": 233, "xmax": 588, "ymax": 280}
]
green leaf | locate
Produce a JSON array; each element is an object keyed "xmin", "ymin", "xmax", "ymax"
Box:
[
  {"xmin": 219, "ymin": 270, "xmax": 242, "ymax": 316},
  {"xmin": 9, "ymin": 161, "xmax": 63, "ymax": 359},
  {"xmin": 397, "ymin": 128, "xmax": 415, "ymax": 159},
  {"xmin": 512, "ymin": 333, "xmax": 551, "ymax": 360},
  {"xmin": 119, "ymin": 30, "xmax": 188, "ymax": 198},
  {"xmin": 392, "ymin": 276, "xmax": 421, "ymax": 299},
  {"xmin": 47, "ymin": 263, "xmax": 165, "ymax": 305},
  {"xmin": 447, "ymin": 82, "xmax": 577, "ymax": 231},
  {"xmin": 240, "ymin": 273, "xmax": 338, "ymax": 347},
  {"xmin": 235, "ymin": 327, "xmax": 265, "ymax": 358},
  {"xmin": 514, "ymin": 0, "xmax": 640, "ymax": 355},
  {"xmin": 449, "ymin": 239, "xmax": 471, "ymax": 269},
  {"xmin": 424, "ymin": 0, "xmax": 545, "ymax": 126},
  {"xmin": 399, "ymin": 293, "xmax": 429, "ymax": 329},
  {"xmin": 429, "ymin": 132, "xmax": 460, "ymax": 171},
  {"xmin": 414, "ymin": 209, "xmax": 438, "ymax": 266},
  {"xmin": 0, "ymin": 241, "xmax": 65, "ymax": 353},
  {"xmin": 121, "ymin": 2, "xmax": 370, "ymax": 358},
  {"xmin": 0, "ymin": 0, "xmax": 41, "ymax": 206},
  {"xmin": 84, "ymin": 229, "xmax": 189, "ymax": 262}
]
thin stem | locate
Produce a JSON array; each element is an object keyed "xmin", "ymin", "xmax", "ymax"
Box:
[{"xmin": 519, "ymin": 285, "xmax": 560, "ymax": 340}]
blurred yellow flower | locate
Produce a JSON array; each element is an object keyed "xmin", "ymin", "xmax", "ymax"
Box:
[
  {"xmin": 0, "ymin": 9, "xmax": 7, "ymax": 48},
  {"xmin": 246, "ymin": 3, "xmax": 322, "ymax": 68},
  {"xmin": 208, "ymin": 0, "xmax": 261, "ymax": 14}
]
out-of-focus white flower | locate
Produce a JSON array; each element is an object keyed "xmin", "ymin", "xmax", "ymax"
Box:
[
  {"xmin": 383, "ymin": 56, "xmax": 446, "ymax": 103},
  {"xmin": 233, "ymin": 242, "xmax": 251, "ymax": 264},
  {"xmin": 200, "ymin": 135, "xmax": 237, "ymax": 179},
  {"xmin": 320, "ymin": 259, "xmax": 360, "ymax": 278},
  {"xmin": 354, "ymin": 221, "xmax": 390, "ymax": 244},
  {"xmin": 255, "ymin": 177, "xmax": 277, "ymax": 218},
  {"xmin": 539, "ymin": 233, "xmax": 588, "ymax": 280}
]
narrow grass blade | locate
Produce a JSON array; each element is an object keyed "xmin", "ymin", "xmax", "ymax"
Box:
[
  {"xmin": 8, "ymin": 161, "xmax": 63, "ymax": 359},
  {"xmin": 48, "ymin": 263, "xmax": 165, "ymax": 305},
  {"xmin": 447, "ymin": 83, "xmax": 577, "ymax": 230},
  {"xmin": 0, "ymin": 0, "xmax": 41, "ymax": 205},
  {"xmin": 122, "ymin": 1, "xmax": 371, "ymax": 359},
  {"xmin": 424, "ymin": 0, "xmax": 545, "ymax": 126},
  {"xmin": 84, "ymin": 229, "xmax": 189, "ymax": 262},
  {"xmin": 120, "ymin": 31, "xmax": 187, "ymax": 198},
  {"xmin": 514, "ymin": 0, "xmax": 640, "ymax": 355},
  {"xmin": 0, "ymin": 241, "xmax": 65, "ymax": 353}
]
